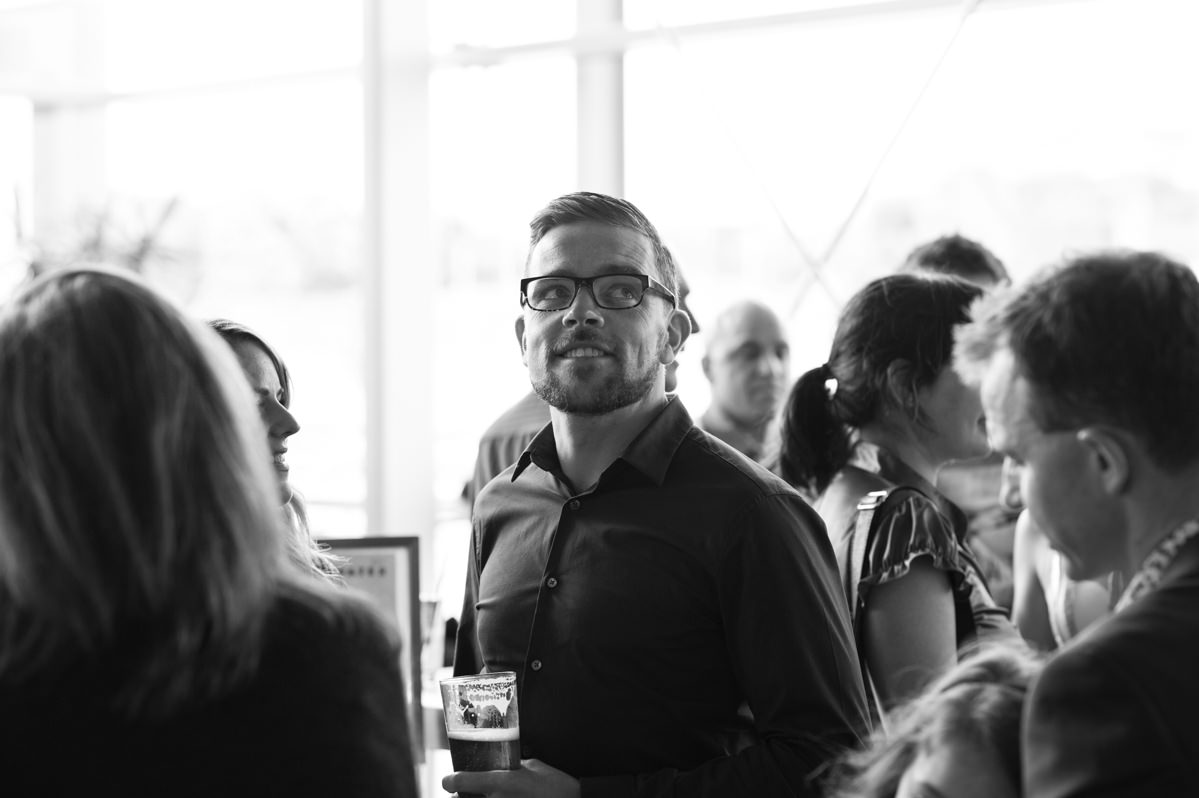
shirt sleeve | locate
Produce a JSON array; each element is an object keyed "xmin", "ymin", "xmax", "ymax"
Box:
[
  {"xmin": 580, "ymin": 492, "xmax": 873, "ymax": 798},
  {"xmin": 859, "ymin": 493, "xmax": 969, "ymax": 595},
  {"xmin": 340, "ymin": 607, "xmax": 421, "ymax": 798},
  {"xmin": 451, "ymin": 520, "xmax": 483, "ymax": 677},
  {"xmin": 279, "ymin": 597, "xmax": 421, "ymax": 798}
]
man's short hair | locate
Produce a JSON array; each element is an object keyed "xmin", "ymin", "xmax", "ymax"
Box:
[
  {"xmin": 527, "ymin": 192, "xmax": 679, "ymax": 296},
  {"xmin": 901, "ymin": 234, "xmax": 1010, "ymax": 287},
  {"xmin": 956, "ymin": 249, "xmax": 1199, "ymax": 470}
]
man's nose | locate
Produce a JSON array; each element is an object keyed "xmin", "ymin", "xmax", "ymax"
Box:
[
  {"xmin": 756, "ymin": 352, "xmax": 787, "ymax": 378},
  {"xmin": 562, "ymin": 284, "xmax": 605, "ymax": 327}
]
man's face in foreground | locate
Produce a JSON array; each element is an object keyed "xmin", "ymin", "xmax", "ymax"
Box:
[
  {"xmin": 517, "ymin": 221, "xmax": 684, "ymax": 416},
  {"xmin": 981, "ymin": 348, "xmax": 1121, "ymax": 580}
]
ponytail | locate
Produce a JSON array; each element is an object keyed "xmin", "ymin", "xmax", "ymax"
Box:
[{"xmin": 776, "ymin": 363, "xmax": 853, "ymax": 495}]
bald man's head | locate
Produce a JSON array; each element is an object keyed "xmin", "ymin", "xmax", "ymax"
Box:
[{"xmin": 702, "ymin": 300, "xmax": 790, "ymax": 427}]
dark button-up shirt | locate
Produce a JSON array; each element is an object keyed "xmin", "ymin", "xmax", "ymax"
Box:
[{"xmin": 456, "ymin": 398, "xmax": 871, "ymax": 798}]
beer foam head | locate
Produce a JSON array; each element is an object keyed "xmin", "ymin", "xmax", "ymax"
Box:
[{"xmin": 447, "ymin": 727, "xmax": 520, "ymax": 742}]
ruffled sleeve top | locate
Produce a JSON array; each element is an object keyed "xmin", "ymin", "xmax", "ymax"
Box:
[{"xmin": 841, "ymin": 442, "xmax": 1015, "ymax": 647}]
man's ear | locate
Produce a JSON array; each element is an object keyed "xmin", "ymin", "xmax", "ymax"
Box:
[
  {"xmin": 660, "ymin": 308, "xmax": 692, "ymax": 366},
  {"xmin": 514, "ymin": 316, "xmax": 528, "ymax": 365},
  {"xmin": 701, "ymin": 353, "xmax": 713, "ymax": 380},
  {"xmin": 1077, "ymin": 426, "xmax": 1131, "ymax": 495}
]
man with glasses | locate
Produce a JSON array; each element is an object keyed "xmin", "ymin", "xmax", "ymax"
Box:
[
  {"xmin": 460, "ymin": 265, "xmax": 699, "ymax": 513},
  {"xmin": 447, "ymin": 192, "xmax": 870, "ymax": 798}
]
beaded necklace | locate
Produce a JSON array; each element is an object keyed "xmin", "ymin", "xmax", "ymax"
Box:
[{"xmin": 1115, "ymin": 518, "xmax": 1199, "ymax": 611}]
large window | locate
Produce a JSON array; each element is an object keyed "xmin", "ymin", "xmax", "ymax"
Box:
[
  {"xmin": 5, "ymin": 0, "xmax": 1199, "ymax": 644},
  {"xmin": 626, "ymin": 0, "xmax": 1199, "ymax": 403},
  {"xmin": 104, "ymin": 80, "xmax": 367, "ymax": 533},
  {"xmin": 0, "ymin": 97, "xmax": 33, "ymax": 297},
  {"xmin": 2, "ymin": 0, "xmax": 366, "ymax": 535},
  {"xmin": 427, "ymin": 54, "xmax": 577, "ymax": 601}
]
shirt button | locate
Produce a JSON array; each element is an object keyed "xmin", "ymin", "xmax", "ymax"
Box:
[
  {"xmin": 530, "ymin": 659, "xmax": 543, "ymax": 672},
  {"xmin": 568, "ymin": 500, "xmax": 580, "ymax": 510},
  {"xmin": 546, "ymin": 577, "xmax": 559, "ymax": 589}
]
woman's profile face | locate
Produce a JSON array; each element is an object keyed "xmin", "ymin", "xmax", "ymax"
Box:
[
  {"xmin": 232, "ymin": 341, "xmax": 300, "ymax": 503},
  {"xmin": 896, "ymin": 737, "xmax": 1017, "ymax": 798},
  {"xmin": 915, "ymin": 364, "xmax": 990, "ymax": 466}
]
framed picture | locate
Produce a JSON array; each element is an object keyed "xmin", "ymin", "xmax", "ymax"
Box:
[{"xmin": 319, "ymin": 535, "xmax": 422, "ymax": 751}]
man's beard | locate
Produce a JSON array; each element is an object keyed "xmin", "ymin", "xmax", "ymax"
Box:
[{"xmin": 532, "ymin": 360, "xmax": 659, "ymax": 416}]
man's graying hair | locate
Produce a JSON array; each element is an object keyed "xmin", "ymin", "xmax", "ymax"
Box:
[
  {"xmin": 527, "ymin": 191, "xmax": 679, "ymax": 297},
  {"xmin": 955, "ymin": 249, "xmax": 1199, "ymax": 470}
]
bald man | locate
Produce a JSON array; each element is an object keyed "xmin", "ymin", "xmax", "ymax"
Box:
[{"xmin": 698, "ymin": 300, "xmax": 790, "ymax": 462}]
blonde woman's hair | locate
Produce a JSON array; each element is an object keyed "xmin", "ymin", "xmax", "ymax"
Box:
[
  {"xmin": 0, "ymin": 267, "xmax": 297, "ymax": 718},
  {"xmin": 823, "ymin": 641, "xmax": 1041, "ymax": 798}
]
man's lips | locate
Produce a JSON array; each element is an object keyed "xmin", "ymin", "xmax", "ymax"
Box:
[
  {"xmin": 553, "ymin": 338, "xmax": 612, "ymax": 358},
  {"xmin": 748, "ymin": 380, "xmax": 784, "ymax": 394},
  {"xmin": 559, "ymin": 346, "xmax": 609, "ymax": 358}
]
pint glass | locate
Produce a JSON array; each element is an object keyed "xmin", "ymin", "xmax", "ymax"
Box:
[{"xmin": 440, "ymin": 670, "xmax": 520, "ymax": 795}]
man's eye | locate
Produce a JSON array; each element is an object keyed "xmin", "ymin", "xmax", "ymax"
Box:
[
  {"xmin": 533, "ymin": 282, "xmax": 573, "ymax": 301},
  {"xmin": 598, "ymin": 278, "xmax": 641, "ymax": 302}
]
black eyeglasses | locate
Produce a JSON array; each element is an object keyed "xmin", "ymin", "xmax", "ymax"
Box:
[{"xmin": 520, "ymin": 273, "xmax": 678, "ymax": 312}]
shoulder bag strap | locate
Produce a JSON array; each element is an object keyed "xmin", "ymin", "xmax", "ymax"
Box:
[
  {"xmin": 849, "ymin": 486, "xmax": 931, "ymax": 622},
  {"xmin": 850, "ymin": 489, "xmax": 890, "ymax": 620}
]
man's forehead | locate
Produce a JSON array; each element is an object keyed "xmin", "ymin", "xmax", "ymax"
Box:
[
  {"xmin": 981, "ymin": 349, "xmax": 1037, "ymax": 446},
  {"xmin": 712, "ymin": 306, "xmax": 785, "ymax": 348},
  {"xmin": 527, "ymin": 221, "xmax": 655, "ymax": 277}
]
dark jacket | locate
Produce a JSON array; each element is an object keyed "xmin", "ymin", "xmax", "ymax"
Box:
[
  {"xmin": 0, "ymin": 591, "xmax": 418, "ymax": 798},
  {"xmin": 1023, "ymin": 534, "xmax": 1199, "ymax": 797}
]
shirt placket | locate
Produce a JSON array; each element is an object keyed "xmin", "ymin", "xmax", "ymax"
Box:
[{"xmin": 519, "ymin": 492, "xmax": 582, "ymax": 759}]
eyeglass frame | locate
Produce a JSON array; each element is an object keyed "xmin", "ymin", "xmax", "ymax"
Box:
[{"xmin": 519, "ymin": 273, "xmax": 679, "ymax": 312}]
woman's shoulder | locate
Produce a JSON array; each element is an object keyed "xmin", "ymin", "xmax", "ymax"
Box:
[
  {"xmin": 869, "ymin": 484, "xmax": 956, "ymax": 542},
  {"xmin": 860, "ymin": 487, "xmax": 966, "ymax": 588},
  {"xmin": 816, "ymin": 465, "xmax": 895, "ymax": 533},
  {"xmin": 267, "ymin": 582, "xmax": 401, "ymax": 661}
]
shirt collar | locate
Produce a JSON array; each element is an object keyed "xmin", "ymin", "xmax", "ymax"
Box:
[
  {"xmin": 1116, "ymin": 518, "xmax": 1199, "ymax": 612},
  {"xmin": 511, "ymin": 396, "xmax": 693, "ymax": 487},
  {"xmin": 512, "ymin": 422, "xmax": 559, "ymax": 481}
]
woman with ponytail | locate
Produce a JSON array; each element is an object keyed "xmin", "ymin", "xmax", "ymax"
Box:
[{"xmin": 776, "ymin": 273, "xmax": 1019, "ymax": 723}]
